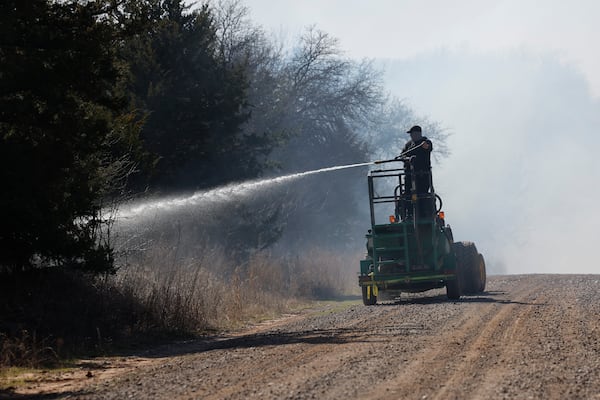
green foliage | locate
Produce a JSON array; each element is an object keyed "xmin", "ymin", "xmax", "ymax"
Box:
[
  {"xmin": 0, "ymin": 0, "xmax": 138, "ymax": 273},
  {"xmin": 119, "ymin": 0, "xmax": 258, "ymax": 190}
]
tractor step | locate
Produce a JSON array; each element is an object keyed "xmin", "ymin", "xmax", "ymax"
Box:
[
  {"xmin": 375, "ymin": 246, "xmax": 405, "ymax": 251},
  {"xmin": 376, "ymin": 259, "xmax": 402, "ymax": 265}
]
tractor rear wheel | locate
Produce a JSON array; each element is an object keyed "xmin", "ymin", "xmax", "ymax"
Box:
[
  {"xmin": 453, "ymin": 241, "xmax": 481, "ymax": 294},
  {"xmin": 362, "ymin": 286, "xmax": 377, "ymax": 306},
  {"xmin": 477, "ymin": 253, "xmax": 487, "ymax": 292}
]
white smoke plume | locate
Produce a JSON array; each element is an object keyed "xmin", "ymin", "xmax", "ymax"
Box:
[{"xmin": 382, "ymin": 50, "xmax": 600, "ymax": 274}]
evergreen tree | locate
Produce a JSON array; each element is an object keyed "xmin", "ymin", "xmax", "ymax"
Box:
[
  {"xmin": 120, "ymin": 0, "xmax": 256, "ymax": 191},
  {"xmin": 0, "ymin": 0, "xmax": 138, "ymax": 273}
]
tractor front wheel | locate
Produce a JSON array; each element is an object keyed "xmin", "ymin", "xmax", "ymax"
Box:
[
  {"xmin": 362, "ymin": 286, "xmax": 377, "ymax": 306},
  {"xmin": 446, "ymin": 277, "xmax": 461, "ymax": 300}
]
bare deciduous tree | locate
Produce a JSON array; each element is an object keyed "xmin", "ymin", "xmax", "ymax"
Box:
[{"xmin": 183, "ymin": 0, "xmax": 449, "ymax": 252}]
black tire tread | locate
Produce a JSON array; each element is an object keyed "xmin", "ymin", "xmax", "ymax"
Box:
[
  {"xmin": 453, "ymin": 241, "xmax": 480, "ymax": 294},
  {"xmin": 446, "ymin": 277, "xmax": 461, "ymax": 299},
  {"xmin": 477, "ymin": 253, "xmax": 487, "ymax": 293}
]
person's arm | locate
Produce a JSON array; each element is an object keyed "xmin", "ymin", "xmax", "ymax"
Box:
[{"xmin": 423, "ymin": 139, "xmax": 433, "ymax": 152}]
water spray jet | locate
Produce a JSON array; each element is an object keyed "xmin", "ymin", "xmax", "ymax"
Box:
[{"xmin": 117, "ymin": 161, "xmax": 377, "ymax": 221}]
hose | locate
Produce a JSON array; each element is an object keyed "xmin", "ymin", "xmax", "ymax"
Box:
[{"xmin": 373, "ymin": 141, "xmax": 426, "ymax": 164}]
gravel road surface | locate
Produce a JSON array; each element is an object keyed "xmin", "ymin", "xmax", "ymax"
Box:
[{"xmin": 10, "ymin": 275, "xmax": 600, "ymax": 399}]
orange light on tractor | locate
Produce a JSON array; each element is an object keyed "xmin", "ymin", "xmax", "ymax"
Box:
[
  {"xmin": 389, "ymin": 215, "xmax": 396, "ymax": 223},
  {"xmin": 438, "ymin": 211, "xmax": 445, "ymax": 220}
]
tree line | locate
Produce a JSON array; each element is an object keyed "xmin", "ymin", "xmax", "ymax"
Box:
[{"xmin": 0, "ymin": 0, "xmax": 446, "ymax": 275}]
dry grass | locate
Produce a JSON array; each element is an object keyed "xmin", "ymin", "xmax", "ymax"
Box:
[
  {"xmin": 0, "ymin": 242, "xmax": 360, "ymax": 368},
  {"xmin": 113, "ymin": 244, "xmax": 360, "ymax": 332},
  {"xmin": 0, "ymin": 331, "xmax": 58, "ymax": 368}
]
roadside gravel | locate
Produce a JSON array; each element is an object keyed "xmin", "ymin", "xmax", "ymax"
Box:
[{"xmin": 9, "ymin": 275, "xmax": 600, "ymax": 399}]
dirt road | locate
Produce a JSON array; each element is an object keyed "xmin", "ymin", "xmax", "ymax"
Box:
[{"xmin": 9, "ymin": 275, "xmax": 600, "ymax": 399}]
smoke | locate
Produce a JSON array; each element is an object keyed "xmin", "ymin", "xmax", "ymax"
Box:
[{"xmin": 381, "ymin": 50, "xmax": 600, "ymax": 274}]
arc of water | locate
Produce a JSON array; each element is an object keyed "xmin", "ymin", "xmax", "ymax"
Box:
[{"xmin": 117, "ymin": 161, "xmax": 375, "ymax": 220}]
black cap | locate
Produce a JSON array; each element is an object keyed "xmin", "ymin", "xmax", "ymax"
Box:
[{"xmin": 407, "ymin": 125, "xmax": 422, "ymax": 134}]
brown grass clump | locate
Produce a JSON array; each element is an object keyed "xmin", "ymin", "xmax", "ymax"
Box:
[
  {"xmin": 0, "ymin": 331, "xmax": 57, "ymax": 368},
  {"xmin": 0, "ymin": 242, "xmax": 359, "ymax": 367},
  {"xmin": 113, "ymin": 244, "xmax": 359, "ymax": 331}
]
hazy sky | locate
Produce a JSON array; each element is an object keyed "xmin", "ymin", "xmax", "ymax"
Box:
[
  {"xmin": 242, "ymin": 1, "xmax": 600, "ymax": 275},
  {"xmin": 245, "ymin": 0, "xmax": 600, "ymax": 98}
]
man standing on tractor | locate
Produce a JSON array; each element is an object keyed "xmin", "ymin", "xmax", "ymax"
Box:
[{"xmin": 397, "ymin": 125, "xmax": 433, "ymax": 217}]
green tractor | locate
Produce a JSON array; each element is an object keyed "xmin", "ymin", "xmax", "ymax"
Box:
[{"xmin": 359, "ymin": 158, "xmax": 486, "ymax": 305}]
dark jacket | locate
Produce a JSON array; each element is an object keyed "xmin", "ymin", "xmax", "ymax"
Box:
[{"xmin": 401, "ymin": 136, "xmax": 433, "ymax": 172}]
